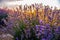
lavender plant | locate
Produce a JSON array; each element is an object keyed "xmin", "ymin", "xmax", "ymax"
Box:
[
  {"xmin": 7, "ymin": 4, "xmax": 60, "ymax": 40},
  {"xmin": 0, "ymin": 9, "xmax": 8, "ymax": 27}
]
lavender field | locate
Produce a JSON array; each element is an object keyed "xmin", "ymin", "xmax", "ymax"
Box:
[{"xmin": 0, "ymin": 3, "xmax": 60, "ymax": 40}]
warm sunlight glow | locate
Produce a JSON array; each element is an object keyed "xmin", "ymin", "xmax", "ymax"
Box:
[{"xmin": 2, "ymin": 0, "xmax": 60, "ymax": 8}]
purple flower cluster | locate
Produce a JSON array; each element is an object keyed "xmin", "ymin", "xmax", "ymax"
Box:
[
  {"xmin": 14, "ymin": 23, "xmax": 60, "ymax": 40},
  {"xmin": 0, "ymin": 3, "xmax": 60, "ymax": 40}
]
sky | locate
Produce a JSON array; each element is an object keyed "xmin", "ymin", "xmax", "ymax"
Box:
[
  {"xmin": 58, "ymin": 0, "xmax": 60, "ymax": 3},
  {"xmin": 0, "ymin": 0, "xmax": 60, "ymax": 8}
]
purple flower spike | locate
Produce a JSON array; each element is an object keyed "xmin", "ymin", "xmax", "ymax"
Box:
[
  {"xmin": 35, "ymin": 25, "xmax": 40, "ymax": 29},
  {"xmin": 39, "ymin": 20, "xmax": 44, "ymax": 25},
  {"xmin": 41, "ymin": 38, "xmax": 46, "ymax": 40}
]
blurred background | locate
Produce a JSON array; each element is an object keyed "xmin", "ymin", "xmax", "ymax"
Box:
[{"xmin": 0, "ymin": 0, "xmax": 60, "ymax": 8}]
